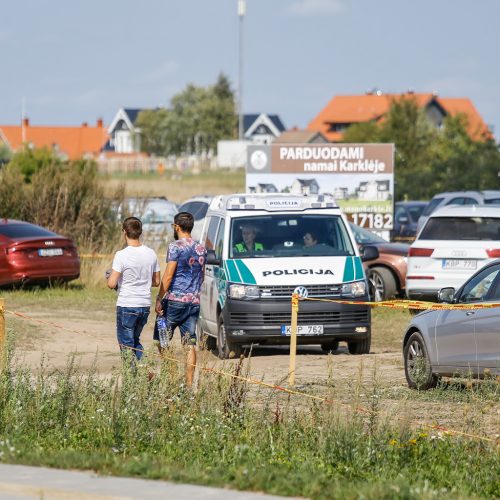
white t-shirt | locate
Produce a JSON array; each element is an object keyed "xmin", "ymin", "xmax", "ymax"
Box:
[{"xmin": 112, "ymin": 245, "xmax": 160, "ymax": 307}]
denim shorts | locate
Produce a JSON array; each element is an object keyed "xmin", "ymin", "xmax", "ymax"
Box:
[
  {"xmin": 153, "ymin": 299, "xmax": 200, "ymax": 346},
  {"xmin": 116, "ymin": 306, "xmax": 150, "ymax": 360}
]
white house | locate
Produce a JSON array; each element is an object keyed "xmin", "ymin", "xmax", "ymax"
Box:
[
  {"xmin": 107, "ymin": 108, "xmax": 154, "ymax": 153},
  {"xmin": 290, "ymin": 179, "xmax": 320, "ymax": 196}
]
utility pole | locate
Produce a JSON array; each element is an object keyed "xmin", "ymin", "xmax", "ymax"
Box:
[{"xmin": 238, "ymin": 0, "xmax": 245, "ymax": 140}]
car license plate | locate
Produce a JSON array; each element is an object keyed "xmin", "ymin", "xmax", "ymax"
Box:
[
  {"xmin": 442, "ymin": 259, "xmax": 477, "ymax": 270},
  {"xmin": 281, "ymin": 324, "xmax": 324, "ymax": 336},
  {"xmin": 38, "ymin": 248, "xmax": 63, "ymax": 257}
]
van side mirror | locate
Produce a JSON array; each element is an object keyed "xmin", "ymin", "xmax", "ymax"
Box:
[
  {"xmin": 206, "ymin": 249, "xmax": 221, "ymax": 266},
  {"xmin": 361, "ymin": 245, "xmax": 379, "ymax": 262},
  {"xmin": 438, "ymin": 287, "xmax": 455, "ymax": 303}
]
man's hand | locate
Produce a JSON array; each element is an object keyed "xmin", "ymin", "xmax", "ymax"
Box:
[{"xmin": 155, "ymin": 297, "xmax": 164, "ymax": 315}]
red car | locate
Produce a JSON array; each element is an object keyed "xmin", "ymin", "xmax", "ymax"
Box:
[{"xmin": 0, "ymin": 220, "xmax": 80, "ymax": 286}]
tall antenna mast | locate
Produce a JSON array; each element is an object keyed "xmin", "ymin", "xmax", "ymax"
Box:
[{"xmin": 237, "ymin": 0, "xmax": 245, "ymax": 140}]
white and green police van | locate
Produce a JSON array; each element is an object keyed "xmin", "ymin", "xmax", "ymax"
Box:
[{"xmin": 198, "ymin": 193, "xmax": 377, "ymax": 358}]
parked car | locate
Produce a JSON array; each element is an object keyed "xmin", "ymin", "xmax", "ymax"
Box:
[
  {"xmin": 349, "ymin": 223, "xmax": 409, "ymax": 301},
  {"xmin": 117, "ymin": 197, "xmax": 178, "ymax": 248},
  {"xmin": 416, "ymin": 190, "xmax": 500, "ymax": 233},
  {"xmin": 0, "ymin": 220, "xmax": 80, "ymax": 286},
  {"xmin": 392, "ymin": 201, "xmax": 427, "ymax": 242},
  {"xmin": 178, "ymin": 196, "xmax": 213, "ymax": 241},
  {"xmin": 403, "ymin": 260, "xmax": 500, "ymax": 389},
  {"xmin": 406, "ymin": 205, "xmax": 500, "ymax": 301}
]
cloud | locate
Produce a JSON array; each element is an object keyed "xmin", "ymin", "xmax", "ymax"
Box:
[{"xmin": 288, "ymin": 0, "xmax": 344, "ymax": 16}]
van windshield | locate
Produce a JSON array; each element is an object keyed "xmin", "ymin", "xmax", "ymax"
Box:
[
  {"xmin": 419, "ymin": 216, "xmax": 500, "ymax": 240},
  {"xmin": 229, "ymin": 215, "xmax": 355, "ymax": 258}
]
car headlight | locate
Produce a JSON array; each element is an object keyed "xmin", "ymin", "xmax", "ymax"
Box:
[
  {"xmin": 229, "ymin": 284, "xmax": 260, "ymax": 300},
  {"xmin": 341, "ymin": 280, "xmax": 367, "ymax": 298}
]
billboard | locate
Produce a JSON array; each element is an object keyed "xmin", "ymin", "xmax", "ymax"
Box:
[{"xmin": 246, "ymin": 143, "xmax": 395, "ymax": 236}]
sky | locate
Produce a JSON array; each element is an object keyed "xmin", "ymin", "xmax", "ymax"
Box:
[{"xmin": 1, "ymin": 0, "xmax": 499, "ymax": 138}]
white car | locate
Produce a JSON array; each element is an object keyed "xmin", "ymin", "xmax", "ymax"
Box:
[
  {"xmin": 406, "ymin": 205, "xmax": 500, "ymax": 301},
  {"xmin": 178, "ymin": 196, "xmax": 213, "ymax": 241},
  {"xmin": 117, "ymin": 197, "xmax": 178, "ymax": 249}
]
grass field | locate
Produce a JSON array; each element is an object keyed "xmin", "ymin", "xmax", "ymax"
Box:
[
  {"xmin": 101, "ymin": 169, "xmax": 246, "ymax": 204},
  {"xmin": 0, "ymin": 283, "xmax": 499, "ymax": 499}
]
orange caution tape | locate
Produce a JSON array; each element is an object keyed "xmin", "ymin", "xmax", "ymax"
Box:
[{"xmin": 300, "ymin": 297, "xmax": 500, "ymax": 310}]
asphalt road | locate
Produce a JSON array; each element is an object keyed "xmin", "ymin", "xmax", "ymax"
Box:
[{"xmin": 0, "ymin": 463, "xmax": 293, "ymax": 499}]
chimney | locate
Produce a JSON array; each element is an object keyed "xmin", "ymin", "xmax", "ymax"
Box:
[
  {"xmin": 82, "ymin": 122, "xmax": 88, "ymax": 127},
  {"xmin": 96, "ymin": 118, "xmax": 103, "ymax": 128},
  {"xmin": 22, "ymin": 117, "xmax": 29, "ymax": 127}
]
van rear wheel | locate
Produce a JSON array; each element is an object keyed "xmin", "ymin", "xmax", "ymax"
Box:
[
  {"xmin": 347, "ymin": 335, "xmax": 371, "ymax": 355},
  {"xmin": 217, "ymin": 314, "xmax": 242, "ymax": 359}
]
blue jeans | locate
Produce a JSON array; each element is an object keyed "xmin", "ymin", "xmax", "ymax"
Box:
[
  {"xmin": 116, "ymin": 306, "xmax": 150, "ymax": 360},
  {"xmin": 153, "ymin": 299, "xmax": 200, "ymax": 346}
]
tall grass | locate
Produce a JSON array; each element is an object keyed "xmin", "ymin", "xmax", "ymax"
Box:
[{"xmin": 0, "ymin": 345, "xmax": 498, "ymax": 499}]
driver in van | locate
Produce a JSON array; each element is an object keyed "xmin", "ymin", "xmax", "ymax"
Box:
[{"xmin": 233, "ymin": 224, "xmax": 264, "ymax": 253}]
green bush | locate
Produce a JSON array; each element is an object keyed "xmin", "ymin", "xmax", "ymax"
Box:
[{"xmin": 0, "ymin": 147, "xmax": 122, "ymax": 248}]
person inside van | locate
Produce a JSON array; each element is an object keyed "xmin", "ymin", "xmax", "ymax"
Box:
[
  {"xmin": 234, "ymin": 224, "xmax": 264, "ymax": 253},
  {"xmin": 303, "ymin": 231, "xmax": 319, "ymax": 248}
]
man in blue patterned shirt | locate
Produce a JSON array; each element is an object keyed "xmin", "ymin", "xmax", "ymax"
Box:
[{"xmin": 155, "ymin": 211, "xmax": 206, "ymax": 386}]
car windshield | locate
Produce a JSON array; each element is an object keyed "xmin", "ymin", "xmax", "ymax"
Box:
[
  {"xmin": 419, "ymin": 216, "xmax": 500, "ymax": 240},
  {"xmin": 0, "ymin": 224, "xmax": 57, "ymax": 238},
  {"xmin": 178, "ymin": 201, "xmax": 209, "ymax": 221},
  {"xmin": 407, "ymin": 204, "xmax": 426, "ymax": 223},
  {"xmin": 349, "ymin": 224, "xmax": 387, "ymax": 245},
  {"xmin": 422, "ymin": 197, "xmax": 444, "ymax": 216},
  {"xmin": 229, "ymin": 215, "xmax": 355, "ymax": 258}
]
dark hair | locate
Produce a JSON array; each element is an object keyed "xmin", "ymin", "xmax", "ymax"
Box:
[
  {"xmin": 174, "ymin": 212, "xmax": 194, "ymax": 233},
  {"xmin": 306, "ymin": 230, "xmax": 318, "ymax": 242},
  {"xmin": 122, "ymin": 217, "xmax": 142, "ymax": 239}
]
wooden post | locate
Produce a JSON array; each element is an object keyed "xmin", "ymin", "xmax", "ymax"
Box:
[
  {"xmin": 289, "ymin": 293, "xmax": 299, "ymax": 387},
  {"xmin": 0, "ymin": 298, "xmax": 5, "ymax": 372}
]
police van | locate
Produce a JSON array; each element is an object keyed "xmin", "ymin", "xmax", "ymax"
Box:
[{"xmin": 198, "ymin": 193, "xmax": 377, "ymax": 358}]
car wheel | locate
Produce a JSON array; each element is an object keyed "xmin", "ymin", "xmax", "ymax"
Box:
[
  {"xmin": 217, "ymin": 314, "xmax": 242, "ymax": 359},
  {"xmin": 347, "ymin": 335, "xmax": 371, "ymax": 355},
  {"xmin": 321, "ymin": 341, "xmax": 339, "ymax": 353},
  {"xmin": 404, "ymin": 331, "xmax": 438, "ymax": 390},
  {"xmin": 368, "ymin": 267, "xmax": 397, "ymax": 301}
]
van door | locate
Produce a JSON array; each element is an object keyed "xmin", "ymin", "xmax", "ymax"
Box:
[
  {"xmin": 200, "ymin": 216, "xmax": 220, "ymax": 335},
  {"xmin": 210, "ymin": 218, "xmax": 226, "ymax": 328}
]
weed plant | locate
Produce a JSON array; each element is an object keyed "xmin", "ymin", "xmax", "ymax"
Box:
[{"xmin": 0, "ymin": 346, "xmax": 498, "ymax": 499}]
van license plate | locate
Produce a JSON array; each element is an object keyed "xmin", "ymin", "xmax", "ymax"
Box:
[
  {"xmin": 38, "ymin": 248, "xmax": 63, "ymax": 257},
  {"xmin": 442, "ymin": 259, "xmax": 477, "ymax": 270},
  {"xmin": 281, "ymin": 325, "xmax": 324, "ymax": 336}
]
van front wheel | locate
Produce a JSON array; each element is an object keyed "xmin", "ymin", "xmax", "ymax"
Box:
[{"xmin": 217, "ymin": 314, "xmax": 242, "ymax": 359}]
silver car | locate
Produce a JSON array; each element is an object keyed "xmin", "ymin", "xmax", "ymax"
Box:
[{"xmin": 403, "ymin": 260, "xmax": 500, "ymax": 389}]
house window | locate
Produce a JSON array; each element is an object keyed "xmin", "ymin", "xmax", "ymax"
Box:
[
  {"xmin": 115, "ymin": 131, "xmax": 132, "ymax": 153},
  {"xmin": 329, "ymin": 123, "xmax": 349, "ymax": 133}
]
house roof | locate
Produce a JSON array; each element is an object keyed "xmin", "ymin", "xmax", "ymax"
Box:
[
  {"xmin": 0, "ymin": 120, "xmax": 109, "ymax": 159},
  {"xmin": 273, "ymin": 129, "xmax": 327, "ymax": 143},
  {"xmin": 244, "ymin": 114, "xmax": 285, "ymax": 134},
  {"xmin": 308, "ymin": 93, "xmax": 491, "ymax": 141},
  {"xmin": 295, "ymin": 178, "xmax": 318, "ymax": 186},
  {"xmin": 123, "ymin": 108, "xmax": 146, "ymax": 125}
]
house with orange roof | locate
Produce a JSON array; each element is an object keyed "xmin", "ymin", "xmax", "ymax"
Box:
[
  {"xmin": 308, "ymin": 91, "xmax": 491, "ymax": 142},
  {"xmin": 0, "ymin": 118, "xmax": 109, "ymax": 160}
]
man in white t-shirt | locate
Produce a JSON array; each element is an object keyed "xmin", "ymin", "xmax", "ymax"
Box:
[{"xmin": 107, "ymin": 217, "xmax": 160, "ymax": 361}]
